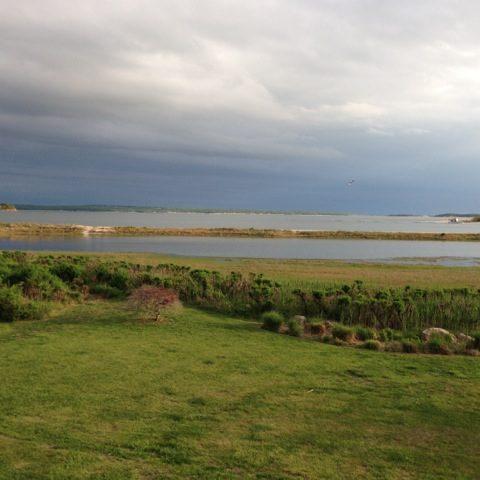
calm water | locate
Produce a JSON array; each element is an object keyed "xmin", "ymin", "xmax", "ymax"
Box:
[
  {"xmin": 1, "ymin": 210, "xmax": 479, "ymax": 232},
  {"xmin": 1, "ymin": 210, "xmax": 479, "ymax": 264},
  {"xmin": 1, "ymin": 236, "xmax": 479, "ymax": 265}
]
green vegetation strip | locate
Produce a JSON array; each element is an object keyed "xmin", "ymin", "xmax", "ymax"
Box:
[
  {"xmin": 2, "ymin": 252, "xmax": 480, "ymax": 336},
  {"xmin": 2, "ymin": 221, "xmax": 480, "ymax": 241}
]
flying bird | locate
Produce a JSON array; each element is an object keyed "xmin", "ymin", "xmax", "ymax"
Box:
[{"xmin": 346, "ymin": 179, "xmax": 355, "ymax": 186}]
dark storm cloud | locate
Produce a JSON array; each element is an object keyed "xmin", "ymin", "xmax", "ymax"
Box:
[{"xmin": 1, "ymin": 0, "xmax": 480, "ymax": 212}]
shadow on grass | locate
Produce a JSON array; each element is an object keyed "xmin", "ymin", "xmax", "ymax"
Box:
[
  {"xmin": 186, "ymin": 308, "xmax": 261, "ymax": 333},
  {"xmin": 213, "ymin": 319, "xmax": 260, "ymax": 332},
  {"xmin": 1, "ymin": 301, "xmax": 139, "ymax": 341}
]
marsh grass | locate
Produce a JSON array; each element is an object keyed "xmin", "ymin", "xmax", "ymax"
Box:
[{"xmin": 26, "ymin": 251, "xmax": 480, "ymax": 289}]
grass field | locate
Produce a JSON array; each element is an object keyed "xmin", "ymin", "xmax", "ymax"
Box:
[{"xmin": 0, "ymin": 301, "xmax": 479, "ymax": 479}]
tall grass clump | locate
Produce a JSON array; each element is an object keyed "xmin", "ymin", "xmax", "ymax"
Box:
[
  {"xmin": 362, "ymin": 340, "xmax": 382, "ymax": 351},
  {"xmin": 261, "ymin": 311, "xmax": 284, "ymax": 332},
  {"xmin": 0, "ymin": 285, "xmax": 50, "ymax": 322},
  {"xmin": 332, "ymin": 324, "xmax": 355, "ymax": 342},
  {"xmin": 286, "ymin": 317, "xmax": 304, "ymax": 337},
  {"xmin": 356, "ymin": 326, "xmax": 376, "ymax": 341}
]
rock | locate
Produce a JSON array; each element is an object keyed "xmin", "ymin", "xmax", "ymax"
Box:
[
  {"xmin": 422, "ymin": 327, "xmax": 456, "ymax": 343},
  {"xmin": 457, "ymin": 333, "xmax": 474, "ymax": 344},
  {"xmin": 279, "ymin": 324, "xmax": 289, "ymax": 335}
]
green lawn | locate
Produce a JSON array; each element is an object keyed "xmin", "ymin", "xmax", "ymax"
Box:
[{"xmin": 0, "ymin": 302, "xmax": 479, "ymax": 479}]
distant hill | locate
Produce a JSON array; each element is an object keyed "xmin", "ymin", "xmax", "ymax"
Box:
[
  {"xmin": 14, "ymin": 204, "xmax": 349, "ymax": 215},
  {"xmin": 9, "ymin": 205, "xmax": 480, "ymax": 217},
  {"xmin": 435, "ymin": 213, "xmax": 479, "ymax": 218}
]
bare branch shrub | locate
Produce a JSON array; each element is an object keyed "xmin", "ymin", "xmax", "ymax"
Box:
[{"xmin": 128, "ymin": 285, "xmax": 180, "ymax": 321}]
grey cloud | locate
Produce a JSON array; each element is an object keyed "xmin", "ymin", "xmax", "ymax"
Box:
[{"xmin": 1, "ymin": 1, "xmax": 480, "ymax": 212}]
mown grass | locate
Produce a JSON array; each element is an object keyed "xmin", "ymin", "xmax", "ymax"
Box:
[{"xmin": 0, "ymin": 301, "xmax": 479, "ymax": 479}]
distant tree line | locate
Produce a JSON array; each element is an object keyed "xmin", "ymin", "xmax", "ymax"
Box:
[{"xmin": 0, "ymin": 203, "xmax": 16, "ymax": 211}]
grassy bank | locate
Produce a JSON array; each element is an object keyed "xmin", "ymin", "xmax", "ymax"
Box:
[
  {"xmin": 0, "ymin": 301, "xmax": 479, "ymax": 479},
  {"xmin": 2, "ymin": 221, "xmax": 480, "ymax": 241}
]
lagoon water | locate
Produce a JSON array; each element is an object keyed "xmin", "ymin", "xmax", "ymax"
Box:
[
  {"xmin": 1, "ymin": 210, "xmax": 480, "ymax": 264},
  {"xmin": 0, "ymin": 236, "xmax": 479, "ymax": 266},
  {"xmin": 2, "ymin": 210, "xmax": 480, "ymax": 233}
]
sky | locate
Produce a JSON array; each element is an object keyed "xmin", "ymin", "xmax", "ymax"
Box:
[{"xmin": 1, "ymin": 0, "xmax": 480, "ymax": 214}]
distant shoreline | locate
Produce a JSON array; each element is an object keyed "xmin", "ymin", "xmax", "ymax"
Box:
[
  {"xmin": 1, "ymin": 222, "xmax": 480, "ymax": 241},
  {"xmin": 1, "ymin": 204, "xmax": 479, "ymax": 219},
  {"xmin": 12, "ymin": 204, "xmax": 351, "ymax": 216},
  {"xmin": 1, "ymin": 204, "xmax": 479, "ymax": 217}
]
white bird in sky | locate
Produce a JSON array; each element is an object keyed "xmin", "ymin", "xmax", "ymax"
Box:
[{"xmin": 346, "ymin": 179, "xmax": 355, "ymax": 186}]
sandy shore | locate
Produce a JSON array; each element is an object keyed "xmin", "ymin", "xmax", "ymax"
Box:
[{"xmin": 1, "ymin": 221, "xmax": 480, "ymax": 242}]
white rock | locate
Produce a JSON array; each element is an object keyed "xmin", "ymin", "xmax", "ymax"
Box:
[
  {"xmin": 457, "ymin": 333, "xmax": 474, "ymax": 343},
  {"xmin": 422, "ymin": 327, "xmax": 456, "ymax": 343}
]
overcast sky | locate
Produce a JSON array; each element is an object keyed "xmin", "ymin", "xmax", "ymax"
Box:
[{"xmin": 1, "ymin": 1, "xmax": 480, "ymax": 213}]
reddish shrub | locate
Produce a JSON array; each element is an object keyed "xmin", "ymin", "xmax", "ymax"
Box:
[{"xmin": 128, "ymin": 285, "xmax": 180, "ymax": 321}]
